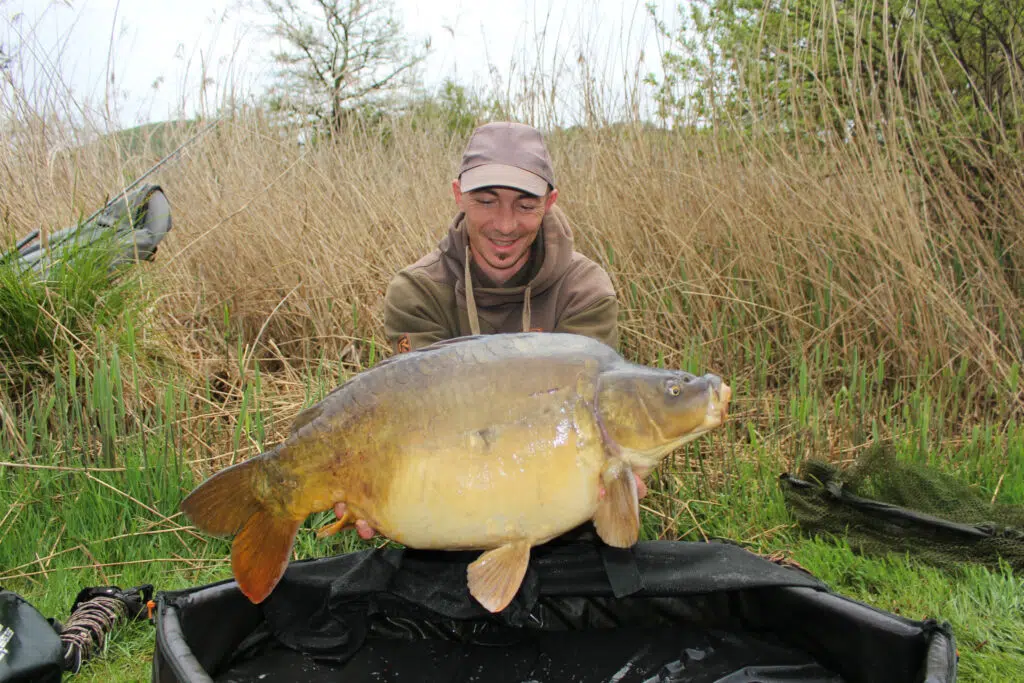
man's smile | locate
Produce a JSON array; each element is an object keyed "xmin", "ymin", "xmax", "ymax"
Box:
[{"xmin": 484, "ymin": 234, "xmax": 527, "ymax": 259}]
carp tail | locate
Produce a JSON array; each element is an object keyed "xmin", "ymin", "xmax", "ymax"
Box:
[
  {"xmin": 180, "ymin": 456, "xmax": 300, "ymax": 604},
  {"xmin": 231, "ymin": 508, "xmax": 301, "ymax": 604},
  {"xmin": 180, "ymin": 457, "xmax": 263, "ymax": 536}
]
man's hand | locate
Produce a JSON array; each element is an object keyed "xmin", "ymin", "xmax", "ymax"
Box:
[
  {"xmin": 635, "ymin": 473, "xmax": 648, "ymax": 499},
  {"xmin": 599, "ymin": 472, "xmax": 648, "ymax": 500},
  {"xmin": 333, "ymin": 502, "xmax": 377, "ymax": 540}
]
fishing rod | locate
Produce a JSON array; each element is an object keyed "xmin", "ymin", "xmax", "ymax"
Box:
[{"xmin": 6, "ymin": 117, "xmax": 222, "ymax": 259}]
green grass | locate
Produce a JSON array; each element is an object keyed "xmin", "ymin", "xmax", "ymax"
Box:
[
  {"xmin": 1, "ymin": 211, "xmax": 1021, "ymax": 682},
  {"xmin": 1, "ymin": 327, "xmax": 1021, "ymax": 682},
  {"xmin": 0, "ymin": 228, "xmax": 152, "ymax": 411},
  {"xmin": 2, "ymin": 0, "xmax": 1021, "ymax": 677},
  {"xmin": 1, "ymin": 234, "xmax": 1021, "ymax": 680}
]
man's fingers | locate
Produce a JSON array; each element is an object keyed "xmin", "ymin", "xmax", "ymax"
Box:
[
  {"xmin": 335, "ymin": 502, "xmax": 376, "ymax": 539},
  {"xmin": 635, "ymin": 473, "xmax": 648, "ymax": 499}
]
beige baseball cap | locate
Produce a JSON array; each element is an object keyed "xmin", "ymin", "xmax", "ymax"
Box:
[{"xmin": 458, "ymin": 122, "xmax": 555, "ymax": 197}]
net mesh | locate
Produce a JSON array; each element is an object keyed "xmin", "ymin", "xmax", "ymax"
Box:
[{"xmin": 780, "ymin": 445, "xmax": 1024, "ymax": 572}]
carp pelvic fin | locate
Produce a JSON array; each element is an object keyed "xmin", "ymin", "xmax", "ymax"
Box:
[
  {"xmin": 593, "ymin": 459, "xmax": 640, "ymax": 548},
  {"xmin": 315, "ymin": 507, "xmax": 357, "ymax": 539},
  {"xmin": 467, "ymin": 540, "xmax": 531, "ymax": 613},
  {"xmin": 231, "ymin": 508, "xmax": 301, "ymax": 604}
]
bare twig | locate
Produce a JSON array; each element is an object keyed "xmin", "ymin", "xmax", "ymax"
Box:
[
  {"xmin": 0, "ymin": 461, "xmax": 128, "ymax": 472},
  {"xmin": 0, "ymin": 397, "xmax": 27, "ymax": 451},
  {"xmin": 83, "ymin": 472, "xmax": 206, "ymax": 545},
  {"xmin": 991, "ymin": 473, "xmax": 1005, "ymax": 506},
  {"xmin": 0, "ymin": 558, "xmax": 228, "ymax": 582},
  {"xmin": 77, "ymin": 545, "xmax": 111, "ymax": 585}
]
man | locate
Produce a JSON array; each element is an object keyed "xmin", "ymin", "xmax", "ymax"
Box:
[
  {"xmin": 381, "ymin": 121, "xmax": 619, "ymax": 353},
  {"xmin": 337, "ymin": 122, "xmax": 634, "ymax": 541}
]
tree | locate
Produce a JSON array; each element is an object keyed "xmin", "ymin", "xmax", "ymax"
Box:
[
  {"xmin": 646, "ymin": 0, "xmax": 1024, "ymax": 149},
  {"xmin": 404, "ymin": 80, "xmax": 497, "ymax": 139},
  {"xmin": 645, "ymin": 0, "xmax": 1024, "ymax": 297},
  {"xmin": 260, "ymin": 0, "xmax": 429, "ymax": 132}
]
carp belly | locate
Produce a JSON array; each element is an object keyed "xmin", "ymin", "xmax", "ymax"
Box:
[{"xmin": 372, "ymin": 400, "xmax": 606, "ymax": 550}]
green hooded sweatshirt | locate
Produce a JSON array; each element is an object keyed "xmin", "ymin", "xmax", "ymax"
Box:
[{"xmin": 383, "ymin": 205, "xmax": 618, "ymax": 353}]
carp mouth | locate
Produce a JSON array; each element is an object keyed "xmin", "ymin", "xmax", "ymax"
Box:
[
  {"xmin": 706, "ymin": 379, "xmax": 731, "ymax": 426},
  {"xmin": 672, "ymin": 375, "xmax": 732, "ymax": 441},
  {"xmin": 622, "ymin": 377, "xmax": 732, "ymax": 476}
]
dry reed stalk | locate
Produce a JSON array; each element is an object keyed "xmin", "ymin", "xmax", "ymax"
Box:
[
  {"xmin": 0, "ymin": 557, "xmax": 229, "ymax": 583},
  {"xmin": 1, "ymin": 2, "xmax": 1020, "ymax": 455},
  {"xmin": 83, "ymin": 472, "xmax": 206, "ymax": 546}
]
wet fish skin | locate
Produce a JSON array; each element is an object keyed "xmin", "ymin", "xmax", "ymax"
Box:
[{"xmin": 180, "ymin": 332, "xmax": 731, "ymax": 612}]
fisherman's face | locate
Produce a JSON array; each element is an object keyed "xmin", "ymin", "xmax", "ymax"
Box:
[{"xmin": 452, "ymin": 181, "xmax": 559, "ymax": 285}]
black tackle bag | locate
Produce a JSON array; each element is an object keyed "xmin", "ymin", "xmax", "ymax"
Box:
[
  {"xmin": 151, "ymin": 538, "xmax": 957, "ymax": 683},
  {"xmin": 0, "ymin": 589, "xmax": 62, "ymax": 683}
]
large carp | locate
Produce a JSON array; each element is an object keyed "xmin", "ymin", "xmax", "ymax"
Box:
[{"xmin": 181, "ymin": 332, "xmax": 731, "ymax": 613}]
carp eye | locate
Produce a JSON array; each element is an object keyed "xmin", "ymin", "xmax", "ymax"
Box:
[{"xmin": 668, "ymin": 384, "xmax": 681, "ymax": 397}]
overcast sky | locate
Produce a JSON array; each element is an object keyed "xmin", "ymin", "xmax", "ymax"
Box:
[{"xmin": 6, "ymin": 0, "xmax": 684, "ymax": 129}]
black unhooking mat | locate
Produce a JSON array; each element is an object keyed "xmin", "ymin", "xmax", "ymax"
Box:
[{"xmin": 151, "ymin": 539, "xmax": 957, "ymax": 683}]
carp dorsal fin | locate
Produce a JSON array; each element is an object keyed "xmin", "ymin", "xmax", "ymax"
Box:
[
  {"xmin": 593, "ymin": 458, "xmax": 640, "ymax": 547},
  {"xmin": 289, "ymin": 380, "xmax": 352, "ymax": 434},
  {"xmin": 289, "ymin": 335, "xmax": 495, "ymax": 434},
  {"xmin": 372, "ymin": 334, "xmax": 493, "ymax": 369},
  {"xmin": 415, "ymin": 334, "xmax": 492, "ymax": 350},
  {"xmin": 467, "ymin": 540, "xmax": 531, "ymax": 613},
  {"xmin": 289, "ymin": 403, "xmax": 324, "ymax": 434}
]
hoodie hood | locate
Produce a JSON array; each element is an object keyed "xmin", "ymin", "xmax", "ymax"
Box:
[{"xmin": 437, "ymin": 205, "xmax": 576, "ymax": 333}]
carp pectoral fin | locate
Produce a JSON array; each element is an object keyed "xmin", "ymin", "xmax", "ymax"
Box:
[
  {"xmin": 315, "ymin": 509, "xmax": 356, "ymax": 539},
  {"xmin": 231, "ymin": 508, "xmax": 302, "ymax": 604},
  {"xmin": 467, "ymin": 540, "xmax": 531, "ymax": 613},
  {"xmin": 593, "ymin": 460, "xmax": 640, "ymax": 548}
]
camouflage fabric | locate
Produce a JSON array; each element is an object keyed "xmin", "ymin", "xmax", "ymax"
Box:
[{"xmin": 781, "ymin": 445, "xmax": 1024, "ymax": 572}]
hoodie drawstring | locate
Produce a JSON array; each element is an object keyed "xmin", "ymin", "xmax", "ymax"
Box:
[
  {"xmin": 464, "ymin": 246, "xmax": 481, "ymax": 335},
  {"xmin": 521, "ymin": 284, "xmax": 533, "ymax": 332},
  {"xmin": 464, "ymin": 245, "xmax": 534, "ymax": 335}
]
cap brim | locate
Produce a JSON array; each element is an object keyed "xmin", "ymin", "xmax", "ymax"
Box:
[{"xmin": 460, "ymin": 164, "xmax": 549, "ymax": 196}]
